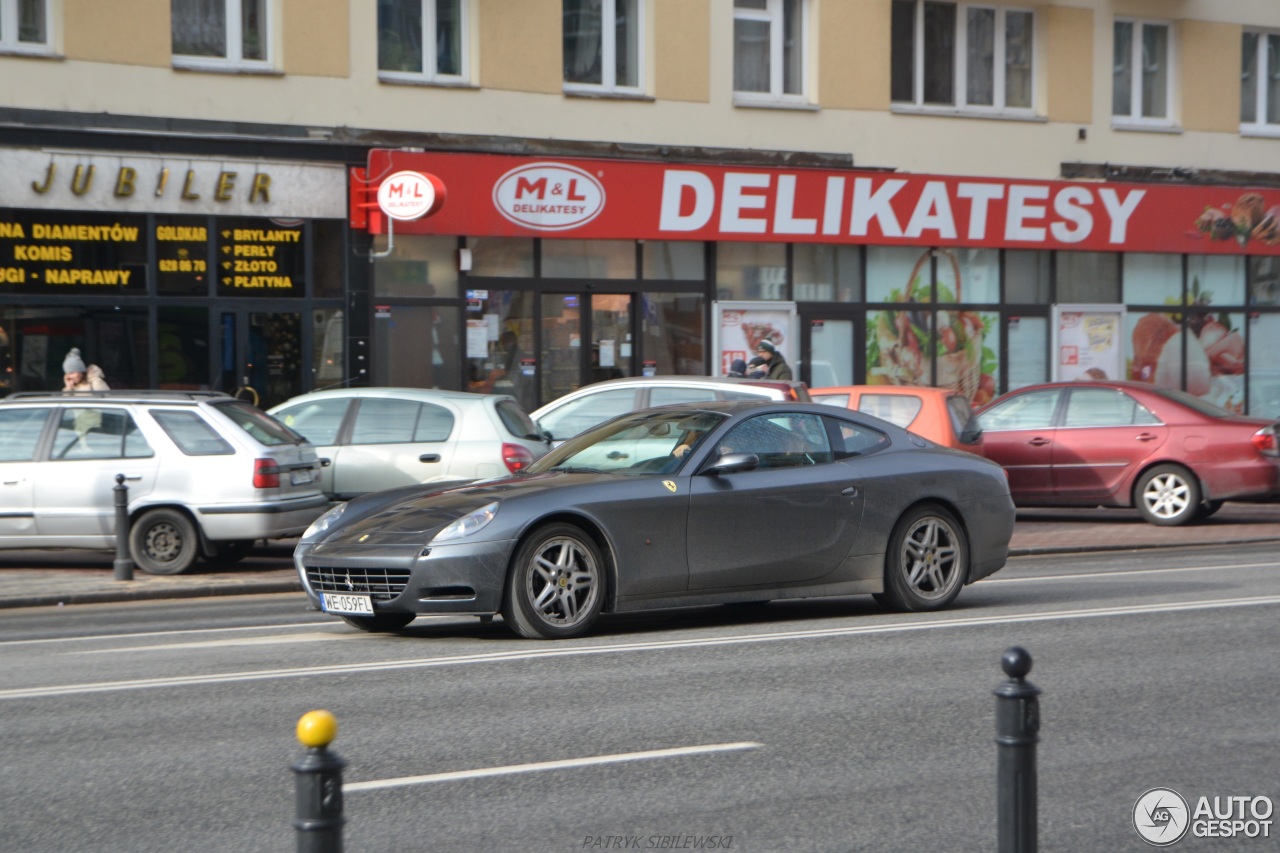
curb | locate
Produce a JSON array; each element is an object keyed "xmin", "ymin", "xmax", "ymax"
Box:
[{"xmin": 2, "ymin": 580, "xmax": 303, "ymax": 610}]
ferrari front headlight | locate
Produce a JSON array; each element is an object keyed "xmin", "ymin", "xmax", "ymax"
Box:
[
  {"xmin": 430, "ymin": 501, "xmax": 499, "ymax": 543},
  {"xmin": 300, "ymin": 502, "xmax": 347, "ymax": 544}
]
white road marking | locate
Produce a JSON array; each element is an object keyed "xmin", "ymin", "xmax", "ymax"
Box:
[
  {"xmin": 4, "ymin": 594, "xmax": 1280, "ymax": 701},
  {"xmin": 345, "ymin": 742, "xmax": 762, "ymax": 792},
  {"xmin": 984, "ymin": 561, "xmax": 1280, "ymax": 584},
  {"xmin": 75, "ymin": 632, "xmax": 347, "ymax": 652}
]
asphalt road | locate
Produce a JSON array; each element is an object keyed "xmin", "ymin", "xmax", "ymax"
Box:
[{"xmin": 2, "ymin": 543, "xmax": 1278, "ymax": 852}]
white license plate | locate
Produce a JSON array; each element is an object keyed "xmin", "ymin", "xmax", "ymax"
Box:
[
  {"xmin": 321, "ymin": 593, "xmax": 373, "ymax": 615},
  {"xmin": 291, "ymin": 469, "xmax": 313, "ymax": 485}
]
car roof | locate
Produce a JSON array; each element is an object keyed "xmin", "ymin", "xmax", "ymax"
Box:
[
  {"xmin": 269, "ymin": 387, "xmax": 508, "ymax": 408},
  {"xmin": 1, "ymin": 390, "xmax": 232, "ymax": 405},
  {"xmin": 812, "ymin": 385, "xmax": 960, "ymax": 399}
]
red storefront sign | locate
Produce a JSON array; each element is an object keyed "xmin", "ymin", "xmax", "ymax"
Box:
[{"xmin": 350, "ymin": 151, "xmax": 1280, "ymax": 255}]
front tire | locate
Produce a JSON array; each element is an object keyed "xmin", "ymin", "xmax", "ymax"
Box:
[
  {"xmin": 1136, "ymin": 464, "xmax": 1200, "ymax": 526},
  {"xmin": 502, "ymin": 523, "xmax": 605, "ymax": 639},
  {"xmin": 339, "ymin": 613, "xmax": 415, "ymax": 633},
  {"xmin": 875, "ymin": 504, "xmax": 967, "ymax": 612},
  {"xmin": 130, "ymin": 508, "xmax": 199, "ymax": 575}
]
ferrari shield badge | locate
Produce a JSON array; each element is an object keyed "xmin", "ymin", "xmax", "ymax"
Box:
[{"xmin": 662, "ymin": 480, "xmax": 677, "ymax": 493}]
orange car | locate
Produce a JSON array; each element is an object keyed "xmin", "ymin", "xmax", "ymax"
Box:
[{"xmin": 811, "ymin": 385, "xmax": 984, "ymax": 454}]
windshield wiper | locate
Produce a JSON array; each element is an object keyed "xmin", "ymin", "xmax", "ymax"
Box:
[{"xmin": 550, "ymin": 465, "xmax": 607, "ymax": 474}]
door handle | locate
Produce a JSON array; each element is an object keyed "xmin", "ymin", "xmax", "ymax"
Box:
[
  {"xmin": 419, "ymin": 454, "xmax": 441, "ymax": 463},
  {"xmin": 1135, "ymin": 433, "xmax": 1158, "ymax": 442},
  {"xmin": 122, "ymin": 475, "xmax": 143, "ymax": 482},
  {"xmin": 841, "ymin": 486, "xmax": 859, "ymax": 497},
  {"xmin": 1028, "ymin": 437, "xmax": 1051, "ymax": 446}
]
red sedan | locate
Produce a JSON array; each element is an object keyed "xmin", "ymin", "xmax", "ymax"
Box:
[{"xmin": 976, "ymin": 380, "xmax": 1280, "ymax": 526}]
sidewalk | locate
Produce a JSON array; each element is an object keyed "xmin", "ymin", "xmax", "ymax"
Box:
[{"xmin": 1, "ymin": 503, "xmax": 1278, "ymax": 610}]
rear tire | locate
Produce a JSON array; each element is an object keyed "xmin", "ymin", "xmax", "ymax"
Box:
[
  {"xmin": 876, "ymin": 503, "xmax": 967, "ymax": 612},
  {"xmin": 1135, "ymin": 464, "xmax": 1200, "ymax": 526},
  {"xmin": 130, "ymin": 509, "xmax": 199, "ymax": 575},
  {"xmin": 502, "ymin": 523, "xmax": 604, "ymax": 639},
  {"xmin": 339, "ymin": 613, "xmax": 415, "ymax": 632}
]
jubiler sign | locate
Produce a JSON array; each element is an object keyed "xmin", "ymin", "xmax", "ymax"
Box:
[{"xmin": 355, "ymin": 151, "xmax": 1280, "ymax": 255}]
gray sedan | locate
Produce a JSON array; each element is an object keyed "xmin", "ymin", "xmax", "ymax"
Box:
[{"xmin": 294, "ymin": 400, "xmax": 1015, "ymax": 639}]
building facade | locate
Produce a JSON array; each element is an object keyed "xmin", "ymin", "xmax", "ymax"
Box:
[{"xmin": 1, "ymin": 0, "xmax": 1278, "ymax": 414}]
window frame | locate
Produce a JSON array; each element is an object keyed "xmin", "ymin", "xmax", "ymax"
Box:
[
  {"xmin": 171, "ymin": 0, "xmax": 274, "ymax": 72},
  {"xmin": 1241, "ymin": 28, "xmax": 1280, "ymax": 137},
  {"xmin": 733, "ymin": 0, "xmax": 810, "ymax": 106},
  {"xmin": 378, "ymin": 0, "xmax": 471, "ymax": 86},
  {"xmin": 891, "ymin": 0, "xmax": 1037, "ymax": 117},
  {"xmin": 562, "ymin": 0, "xmax": 644, "ymax": 96},
  {"xmin": 0, "ymin": 0, "xmax": 53, "ymax": 55},
  {"xmin": 1111, "ymin": 17, "xmax": 1175, "ymax": 130}
]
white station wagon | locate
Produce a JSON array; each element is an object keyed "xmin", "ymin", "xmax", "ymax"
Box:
[{"xmin": 0, "ymin": 390, "xmax": 328, "ymax": 574}]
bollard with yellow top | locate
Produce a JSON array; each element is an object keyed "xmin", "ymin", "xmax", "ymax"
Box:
[{"xmin": 291, "ymin": 710, "xmax": 347, "ymax": 853}]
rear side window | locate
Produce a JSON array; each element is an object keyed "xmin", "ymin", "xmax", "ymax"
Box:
[
  {"xmin": 0, "ymin": 408, "xmax": 51, "ymax": 461},
  {"xmin": 495, "ymin": 399, "xmax": 539, "ymax": 439},
  {"xmin": 52, "ymin": 408, "xmax": 154, "ymax": 460},
  {"xmin": 650, "ymin": 387, "xmax": 719, "ymax": 406},
  {"xmin": 1064, "ymin": 388, "xmax": 1160, "ymax": 427},
  {"xmin": 830, "ymin": 417, "xmax": 890, "ymax": 458},
  {"xmin": 152, "ymin": 410, "xmax": 234, "ymax": 455},
  {"xmin": 350, "ymin": 399, "xmax": 455, "ymax": 444},
  {"xmin": 858, "ymin": 394, "xmax": 923, "ymax": 429},
  {"xmin": 212, "ymin": 401, "xmax": 302, "ymax": 446},
  {"xmin": 272, "ymin": 398, "xmax": 350, "ymax": 445},
  {"xmin": 814, "ymin": 393, "xmax": 852, "ymax": 407}
]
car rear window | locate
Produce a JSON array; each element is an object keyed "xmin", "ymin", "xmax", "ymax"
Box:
[
  {"xmin": 210, "ymin": 400, "xmax": 302, "ymax": 446},
  {"xmin": 0, "ymin": 407, "xmax": 51, "ymax": 461},
  {"xmin": 814, "ymin": 393, "xmax": 852, "ymax": 407},
  {"xmin": 495, "ymin": 399, "xmax": 540, "ymax": 439},
  {"xmin": 858, "ymin": 394, "xmax": 923, "ymax": 428},
  {"xmin": 151, "ymin": 410, "xmax": 235, "ymax": 455}
]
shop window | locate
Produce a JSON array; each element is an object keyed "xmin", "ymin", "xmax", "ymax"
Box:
[
  {"xmin": 716, "ymin": 242, "xmax": 787, "ymax": 300},
  {"xmin": 793, "ymin": 245, "xmax": 860, "ymax": 302},
  {"xmin": 563, "ymin": 0, "xmax": 641, "ymax": 94},
  {"xmin": 0, "ymin": 0, "xmax": 51, "ymax": 52},
  {"xmin": 374, "ymin": 234, "xmax": 458, "ymax": 297},
  {"xmin": 733, "ymin": 0, "xmax": 807, "ymax": 103},
  {"xmin": 642, "ymin": 241, "xmax": 705, "ymax": 280},
  {"xmin": 891, "ymin": 1, "xmax": 1034, "ymax": 113},
  {"xmin": 1006, "ymin": 315, "xmax": 1047, "ymax": 390},
  {"xmin": 541, "ymin": 239, "xmax": 636, "ymax": 279},
  {"xmin": 171, "ymin": 0, "xmax": 271, "ymax": 69},
  {"xmin": 865, "ymin": 246, "xmax": 924, "ymax": 303},
  {"xmin": 1242, "ymin": 31, "xmax": 1280, "ymax": 132},
  {"xmin": 1248, "ymin": 313, "xmax": 1280, "ymax": 418},
  {"xmin": 157, "ymin": 307, "xmax": 211, "ymax": 391},
  {"xmin": 1113, "ymin": 19, "xmax": 1171, "ymax": 125},
  {"xmin": 1056, "ymin": 251, "xmax": 1119, "ymax": 303},
  {"xmin": 373, "ymin": 305, "xmax": 460, "ymax": 390},
  {"xmin": 313, "ymin": 220, "xmax": 346, "ymax": 298},
  {"xmin": 6, "ymin": 307, "xmax": 150, "ymax": 392},
  {"xmin": 936, "ymin": 247, "xmax": 998, "ymax": 304},
  {"xmin": 466, "ymin": 237, "xmax": 533, "ymax": 277},
  {"xmin": 378, "ymin": 0, "xmax": 468, "ymax": 83},
  {"xmin": 1249, "ymin": 256, "xmax": 1280, "ymax": 306},
  {"xmin": 215, "ymin": 217, "xmax": 304, "ymax": 298},
  {"xmin": 1188, "ymin": 256, "xmax": 1245, "ymax": 307},
  {"xmin": 643, "ymin": 292, "xmax": 705, "ymax": 375},
  {"xmin": 311, "ymin": 308, "xmax": 344, "ymax": 387},
  {"xmin": 1004, "ymin": 250, "xmax": 1050, "ymax": 304},
  {"xmin": 155, "ymin": 215, "xmax": 211, "ymax": 296},
  {"xmin": 1123, "ymin": 253, "xmax": 1182, "ymax": 306}
]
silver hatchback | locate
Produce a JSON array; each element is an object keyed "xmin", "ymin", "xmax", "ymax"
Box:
[
  {"xmin": 269, "ymin": 387, "xmax": 551, "ymax": 500},
  {"xmin": 0, "ymin": 391, "xmax": 328, "ymax": 574}
]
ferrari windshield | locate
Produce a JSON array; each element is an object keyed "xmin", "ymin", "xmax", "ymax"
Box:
[{"xmin": 526, "ymin": 409, "xmax": 728, "ymax": 475}]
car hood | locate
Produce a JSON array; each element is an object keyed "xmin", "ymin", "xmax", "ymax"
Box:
[{"xmin": 314, "ymin": 471, "xmax": 611, "ymax": 543}]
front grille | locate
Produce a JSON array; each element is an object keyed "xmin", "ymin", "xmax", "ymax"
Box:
[{"xmin": 306, "ymin": 566, "xmax": 411, "ymax": 601}]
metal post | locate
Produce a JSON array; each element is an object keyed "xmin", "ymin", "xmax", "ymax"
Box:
[
  {"xmin": 113, "ymin": 474, "xmax": 133, "ymax": 581},
  {"xmin": 995, "ymin": 646, "xmax": 1040, "ymax": 853},
  {"xmin": 292, "ymin": 710, "xmax": 346, "ymax": 853}
]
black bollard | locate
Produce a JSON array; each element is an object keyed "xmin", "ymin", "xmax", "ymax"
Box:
[
  {"xmin": 113, "ymin": 474, "xmax": 134, "ymax": 581},
  {"xmin": 994, "ymin": 646, "xmax": 1040, "ymax": 853},
  {"xmin": 292, "ymin": 710, "xmax": 346, "ymax": 853}
]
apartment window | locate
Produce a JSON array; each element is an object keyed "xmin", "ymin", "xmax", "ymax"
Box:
[
  {"xmin": 563, "ymin": 0, "xmax": 641, "ymax": 93},
  {"xmin": 0, "ymin": 0, "xmax": 50, "ymax": 52},
  {"xmin": 1113, "ymin": 20, "xmax": 1171, "ymax": 124},
  {"xmin": 379, "ymin": 0, "xmax": 467, "ymax": 82},
  {"xmin": 891, "ymin": 1, "xmax": 1034, "ymax": 112},
  {"xmin": 1242, "ymin": 30, "xmax": 1280, "ymax": 132},
  {"xmin": 733, "ymin": 0, "xmax": 807, "ymax": 102},
  {"xmin": 171, "ymin": 0, "xmax": 269, "ymax": 66}
]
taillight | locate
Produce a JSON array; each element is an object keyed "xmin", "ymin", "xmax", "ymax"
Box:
[
  {"xmin": 253, "ymin": 458, "xmax": 281, "ymax": 488},
  {"xmin": 1252, "ymin": 425, "xmax": 1279, "ymax": 457},
  {"xmin": 502, "ymin": 443, "xmax": 534, "ymax": 474}
]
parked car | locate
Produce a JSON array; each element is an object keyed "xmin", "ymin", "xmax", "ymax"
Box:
[
  {"xmin": 295, "ymin": 399, "xmax": 1015, "ymax": 638},
  {"xmin": 0, "ymin": 390, "xmax": 327, "ymax": 574},
  {"xmin": 269, "ymin": 387, "xmax": 550, "ymax": 500},
  {"xmin": 531, "ymin": 375, "xmax": 811, "ymax": 444},
  {"xmin": 812, "ymin": 384, "xmax": 983, "ymax": 453},
  {"xmin": 976, "ymin": 380, "xmax": 1280, "ymax": 526}
]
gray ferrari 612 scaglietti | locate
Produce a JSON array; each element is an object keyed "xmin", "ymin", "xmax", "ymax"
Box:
[{"xmin": 294, "ymin": 400, "xmax": 1016, "ymax": 639}]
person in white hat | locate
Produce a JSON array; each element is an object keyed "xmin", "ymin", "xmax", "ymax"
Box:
[{"xmin": 61, "ymin": 348, "xmax": 110, "ymax": 393}]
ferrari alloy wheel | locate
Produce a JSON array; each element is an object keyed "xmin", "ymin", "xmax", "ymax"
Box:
[
  {"xmin": 503, "ymin": 523, "xmax": 605, "ymax": 639},
  {"xmin": 339, "ymin": 613, "xmax": 415, "ymax": 633},
  {"xmin": 1136, "ymin": 464, "xmax": 1200, "ymax": 526},
  {"xmin": 876, "ymin": 503, "xmax": 967, "ymax": 612},
  {"xmin": 130, "ymin": 508, "xmax": 199, "ymax": 575}
]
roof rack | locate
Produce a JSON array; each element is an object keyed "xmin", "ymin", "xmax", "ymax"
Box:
[{"xmin": 4, "ymin": 390, "xmax": 233, "ymax": 401}]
